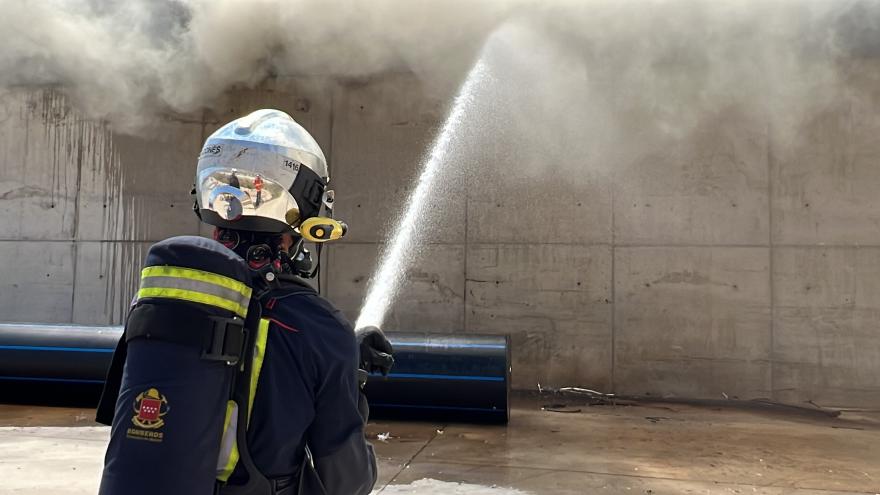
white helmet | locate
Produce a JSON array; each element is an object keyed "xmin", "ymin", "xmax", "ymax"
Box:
[{"xmin": 193, "ymin": 109, "xmax": 330, "ymax": 234}]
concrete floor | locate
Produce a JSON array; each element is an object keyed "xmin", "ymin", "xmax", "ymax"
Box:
[{"xmin": 0, "ymin": 395, "xmax": 878, "ymax": 494}]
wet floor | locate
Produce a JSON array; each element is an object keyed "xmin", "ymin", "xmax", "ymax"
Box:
[{"xmin": 1, "ymin": 392, "xmax": 878, "ymax": 494}]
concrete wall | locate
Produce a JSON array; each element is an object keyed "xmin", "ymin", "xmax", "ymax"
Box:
[{"xmin": 1, "ymin": 72, "xmax": 878, "ymax": 408}]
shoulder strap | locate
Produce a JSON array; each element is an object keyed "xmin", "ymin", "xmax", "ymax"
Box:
[
  {"xmin": 217, "ymin": 276, "xmax": 321, "ymax": 494},
  {"xmin": 216, "ymin": 298, "xmax": 274, "ymax": 495}
]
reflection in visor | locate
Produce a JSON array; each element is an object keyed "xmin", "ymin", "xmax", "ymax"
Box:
[
  {"xmin": 215, "ymin": 170, "xmax": 275, "ymax": 205},
  {"xmin": 213, "ymin": 191, "xmax": 244, "ymax": 220},
  {"xmin": 197, "ymin": 167, "xmax": 301, "ymax": 229}
]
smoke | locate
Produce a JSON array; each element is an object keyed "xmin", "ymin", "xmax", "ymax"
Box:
[
  {"xmin": 0, "ymin": 0, "xmax": 520, "ymax": 128},
  {"xmin": 0, "ymin": 0, "xmax": 877, "ymax": 140},
  {"xmin": 454, "ymin": 0, "xmax": 880, "ymax": 182}
]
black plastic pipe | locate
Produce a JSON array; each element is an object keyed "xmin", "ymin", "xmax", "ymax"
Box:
[
  {"xmin": 0, "ymin": 323, "xmax": 119, "ymax": 385},
  {"xmin": 364, "ymin": 332, "xmax": 510, "ymax": 423},
  {"xmin": 0, "ymin": 323, "xmax": 510, "ymax": 423}
]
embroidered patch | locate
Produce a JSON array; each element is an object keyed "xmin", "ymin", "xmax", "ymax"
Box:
[{"xmin": 126, "ymin": 388, "xmax": 169, "ymax": 442}]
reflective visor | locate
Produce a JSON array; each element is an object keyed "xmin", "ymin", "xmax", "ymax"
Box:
[{"xmin": 196, "ymin": 167, "xmax": 301, "ymax": 230}]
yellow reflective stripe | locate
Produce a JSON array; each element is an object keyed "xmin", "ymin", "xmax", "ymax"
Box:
[
  {"xmin": 217, "ymin": 401, "xmax": 240, "ymax": 482},
  {"xmin": 215, "ymin": 319, "xmax": 270, "ymax": 483},
  {"xmin": 137, "ymin": 287, "xmax": 248, "ymax": 319},
  {"xmin": 142, "ymin": 266, "xmax": 252, "ymax": 300},
  {"xmin": 247, "ymin": 319, "xmax": 270, "ymax": 426}
]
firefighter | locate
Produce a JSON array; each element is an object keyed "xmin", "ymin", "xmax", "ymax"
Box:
[{"xmin": 98, "ymin": 109, "xmax": 393, "ymax": 495}]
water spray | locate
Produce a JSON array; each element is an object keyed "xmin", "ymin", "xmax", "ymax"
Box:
[{"xmin": 354, "ymin": 59, "xmax": 489, "ymax": 331}]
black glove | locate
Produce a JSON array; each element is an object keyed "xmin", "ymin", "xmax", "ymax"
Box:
[{"xmin": 356, "ymin": 325, "xmax": 394, "ymax": 376}]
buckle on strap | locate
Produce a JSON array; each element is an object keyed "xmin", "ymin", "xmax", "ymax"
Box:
[{"xmin": 203, "ymin": 316, "xmax": 246, "ymax": 365}]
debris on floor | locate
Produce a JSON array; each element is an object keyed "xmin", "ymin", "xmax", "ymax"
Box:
[
  {"xmin": 536, "ymin": 385, "xmax": 632, "ymax": 407},
  {"xmin": 644, "ymin": 416, "xmax": 671, "ymax": 423},
  {"xmin": 540, "ymin": 404, "xmax": 582, "ymax": 413}
]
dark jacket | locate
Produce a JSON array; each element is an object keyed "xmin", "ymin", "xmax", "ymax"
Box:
[{"xmin": 227, "ymin": 279, "xmax": 377, "ymax": 494}]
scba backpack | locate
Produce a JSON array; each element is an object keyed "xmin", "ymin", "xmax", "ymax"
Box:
[{"xmin": 97, "ymin": 235, "xmax": 276, "ymax": 495}]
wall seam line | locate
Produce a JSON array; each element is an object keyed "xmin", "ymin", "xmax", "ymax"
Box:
[
  {"xmin": 69, "ymin": 120, "xmax": 85, "ymax": 322},
  {"xmin": 767, "ymin": 122, "xmax": 776, "ymax": 401},
  {"xmin": 611, "ymin": 168, "xmax": 617, "ymax": 394},
  {"xmin": 324, "ymin": 83, "xmax": 336, "ymax": 297},
  {"xmin": 463, "ymin": 191, "xmax": 469, "ymax": 333},
  {"xmin": 10, "ymin": 239, "xmax": 880, "ymax": 249}
]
